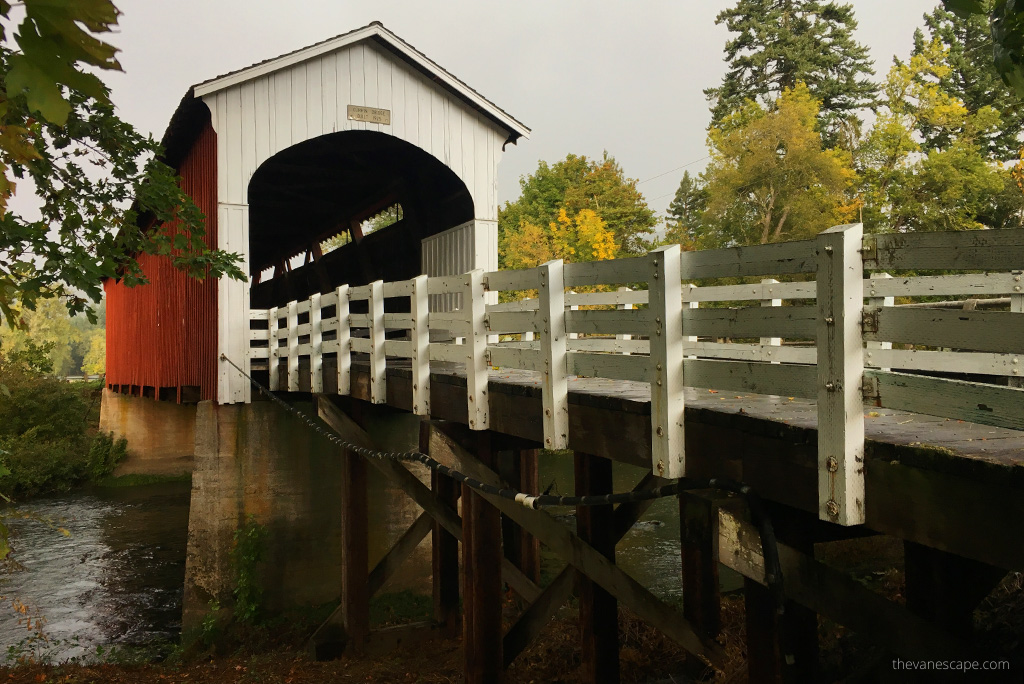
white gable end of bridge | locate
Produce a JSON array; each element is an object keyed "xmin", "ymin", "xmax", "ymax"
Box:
[{"xmin": 199, "ymin": 30, "xmax": 518, "ymax": 403}]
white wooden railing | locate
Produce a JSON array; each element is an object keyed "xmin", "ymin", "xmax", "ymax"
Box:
[{"xmin": 244, "ymin": 223, "xmax": 1024, "ymax": 526}]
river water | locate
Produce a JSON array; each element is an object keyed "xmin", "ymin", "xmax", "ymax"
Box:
[{"xmin": 0, "ymin": 456, "xmax": 727, "ymax": 663}]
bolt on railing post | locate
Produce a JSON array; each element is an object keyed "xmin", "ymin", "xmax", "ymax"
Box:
[
  {"xmin": 411, "ymin": 274, "xmax": 431, "ymax": 415},
  {"xmin": 336, "ymin": 284, "xmax": 351, "ymax": 396},
  {"xmin": 369, "ymin": 280, "xmax": 386, "ymax": 404},
  {"xmin": 650, "ymin": 244, "xmax": 685, "ymax": 479},
  {"xmin": 465, "ymin": 270, "xmax": 489, "ymax": 430},
  {"xmin": 816, "ymin": 223, "xmax": 865, "ymax": 525},
  {"xmin": 539, "ymin": 260, "xmax": 568, "ymax": 449}
]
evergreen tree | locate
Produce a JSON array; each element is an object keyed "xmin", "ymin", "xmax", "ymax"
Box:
[
  {"xmin": 913, "ymin": 5, "xmax": 1024, "ymax": 158},
  {"xmin": 664, "ymin": 172, "xmax": 706, "ymax": 248},
  {"xmin": 705, "ymin": 0, "xmax": 878, "ymax": 146}
]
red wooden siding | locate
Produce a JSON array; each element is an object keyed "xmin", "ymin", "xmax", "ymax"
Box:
[{"xmin": 105, "ymin": 121, "xmax": 219, "ymax": 402}]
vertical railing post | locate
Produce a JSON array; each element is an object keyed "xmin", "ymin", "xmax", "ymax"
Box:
[
  {"xmin": 1012, "ymin": 288, "xmax": 1024, "ymax": 388},
  {"xmin": 287, "ymin": 300, "xmax": 299, "ymax": 392},
  {"xmin": 650, "ymin": 244, "xmax": 685, "ymax": 479},
  {"xmin": 539, "ymin": 260, "xmax": 568, "ymax": 449},
  {"xmin": 368, "ymin": 280, "xmax": 386, "ymax": 404},
  {"xmin": 866, "ymin": 272, "xmax": 893, "ymax": 373},
  {"xmin": 616, "ymin": 286, "xmax": 632, "ymax": 355},
  {"xmin": 268, "ymin": 306, "xmax": 280, "ymax": 391},
  {"xmin": 816, "ymin": 223, "xmax": 865, "ymax": 526},
  {"xmin": 684, "ymin": 285, "xmax": 698, "ymax": 359},
  {"xmin": 761, "ymin": 278, "xmax": 782, "ymax": 363},
  {"xmin": 310, "ymin": 292, "xmax": 323, "ymax": 394},
  {"xmin": 411, "ymin": 274, "xmax": 431, "ymax": 415},
  {"xmin": 336, "ymin": 284, "xmax": 351, "ymax": 396},
  {"xmin": 465, "ymin": 270, "xmax": 489, "ymax": 430}
]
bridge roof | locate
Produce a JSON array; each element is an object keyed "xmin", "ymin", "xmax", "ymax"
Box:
[{"xmin": 193, "ymin": 21, "xmax": 529, "ymax": 141}]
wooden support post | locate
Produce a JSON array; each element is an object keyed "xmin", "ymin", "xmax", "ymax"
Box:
[
  {"xmin": 336, "ymin": 284, "xmax": 351, "ymax": 396},
  {"xmin": 462, "ymin": 430, "xmax": 502, "ymax": 683},
  {"xmin": 575, "ymin": 452, "xmax": 619, "ymax": 684},
  {"xmin": 679, "ymin": 490, "xmax": 723, "ymax": 681},
  {"xmin": 286, "ymin": 300, "xmax": 299, "ymax": 392},
  {"xmin": 539, "ymin": 259, "xmax": 568, "ymax": 449},
  {"xmin": 340, "ymin": 442, "xmax": 370, "ymax": 651},
  {"xmin": 744, "ymin": 575, "xmax": 785, "ymax": 684},
  {"xmin": 310, "ymin": 292, "xmax": 324, "ymax": 393},
  {"xmin": 815, "ymin": 223, "xmax": 865, "ymax": 525},
  {"xmin": 368, "ymin": 280, "xmax": 386, "ymax": 404},
  {"xmin": 649, "ymin": 244, "xmax": 685, "ymax": 478},
  {"xmin": 518, "ymin": 448, "xmax": 541, "ymax": 584},
  {"xmin": 904, "ymin": 541, "xmax": 1006, "ymax": 639},
  {"xmin": 411, "ymin": 274, "xmax": 430, "ymax": 415},
  {"xmin": 425, "ymin": 421, "xmax": 460, "ymax": 638}
]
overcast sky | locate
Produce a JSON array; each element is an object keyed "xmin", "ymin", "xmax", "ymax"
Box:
[{"xmin": 104, "ymin": 0, "xmax": 941, "ymax": 219}]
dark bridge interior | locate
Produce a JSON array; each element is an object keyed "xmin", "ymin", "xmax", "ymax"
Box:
[{"xmin": 248, "ymin": 130, "xmax": 473, "ymax": 309}]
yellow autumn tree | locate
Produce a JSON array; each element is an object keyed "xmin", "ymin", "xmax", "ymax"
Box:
[
  {"xmin": 699, "ymin": 83, "xmax": 858, "ymax": 248},
  {"xmin": 501, "ymin": 208, "xmax": 618, "ymax": 270}
]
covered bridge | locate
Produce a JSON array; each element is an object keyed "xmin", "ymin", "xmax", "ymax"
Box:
[{"xmin": 104, "ymin": 21, "xmax": 529, "ymax": 406}]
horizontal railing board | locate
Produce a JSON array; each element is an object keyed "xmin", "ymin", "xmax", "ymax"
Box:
[
  {"xmin": 249, "ymin": 309, "xmax": 270, "ymax": 320},
  {"xmin": 563, "ymin": 256, "xmax": 649, "ymax": 287},
  {"xmin": 485, "ymin": 267, "xmax": 541, "ymax": 292},
  {"xmin": 566, "ymin": 290, "xmax": 649, "ymax": 307},
  {"xmin": 865, "ymin": 348, "xmax": 1022, "ymax": 377},
  {"xmin": 249, "ymin": 348, "xmax": 270, "ymax": 359},
  {"xmin": 350, "ymin": 337, "xmax": 372, "ymax": 353},
  {"xmin": 349, "ymin": 284, "xmax": 374, "ymax": 299},
  {"xmin": 681, "ymin": 239, "xmax": 817, "ymax": 279},
  {"xmin": 488, "ymin": 345, "xmax": 544, "ymax": 372},
  {"xmin": 486, "ymin": 310, "xmax": 537, "ymax": 334},
  {"xmin": 565, "ymin": 309, "xmax": 653, "ymax": 335},
  {"xmin": 427, "ymin": 274, "xmax": 470, "ymax": 294},
  {"xmin": 870, "ymin": 307, "xmax": 1024, "ymax": 354},
  {"xmin": 867, "ymin": 229, "xmax": 1024, "ymax": 272},
  {"xmin": 866, "ymin": 273, "xmax": 1023, "ymax": 298},
  {"xmin": 683, "ymin": 341, "xmax": 816, "ymax": 365},
  {"xmin": 867, "ymin": 370, "xmax": 1024, "ymax": 431},
  {"xmin": 683, "ymin": 281, "xmax": 816, "ymax": 303},
  {"xmin": 683, "ymin": 306, "xmax": 817, "ymax": 339},
  {"xmin": 568, "ymin": 338, "xmax": 651, "ymax": 354},
  {"xmin": 683, "ymin": 358, "xmax": 818, "ymax": 399},
  {"xmin": 349, "ymin": 313, "xmax": 372, "ymax": 328},
  {"xmin": 487, "ymin": 298, "xmax": 540, "ymax": 313},
  {"xmin": 249, "ymin": 329, "xmax": 270, "ymax": 341},
  {"xmin": 430, "ymin": 343, "xmax": 471, "ymax": 364},
  {"xmin": 387, "ymin": 340, "xmax": 413, "ymax": 357},
  {"xmin": 568, "ymin": 352, "xmax": 649, "ymax": 383},
  {"xmin": 382, "ymin": 280, "xmax": 414, "ymax": 298},
  {"xmin": 383, "ymin": 314, "xmax": 415, "ymax": 328}
]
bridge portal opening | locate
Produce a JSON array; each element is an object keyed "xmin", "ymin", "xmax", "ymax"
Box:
[{"xmin": 247, "ymin": 130, "xmax": 474, "ymax": 309}]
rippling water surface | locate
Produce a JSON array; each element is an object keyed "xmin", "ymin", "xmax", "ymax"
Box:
[{"xmin": 0, "ymin": 482, "xmax": 190, "ymax": 662}]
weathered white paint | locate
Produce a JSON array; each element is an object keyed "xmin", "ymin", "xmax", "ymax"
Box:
[{"xmin": 203, "ymin": 27, "xmax": 520, "ymax": 402}]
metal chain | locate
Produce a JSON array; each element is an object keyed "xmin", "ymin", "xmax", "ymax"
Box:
[{"xmin": 219, "ymin": 354, "xmax": 786, "ymax": 615}]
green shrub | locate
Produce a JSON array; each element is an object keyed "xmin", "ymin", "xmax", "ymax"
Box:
[{"xmin": 231, "ymin": 516, "xmax": 268, "ymax": 625}]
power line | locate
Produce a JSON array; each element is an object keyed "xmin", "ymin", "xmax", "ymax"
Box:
[{"xmin": 637, "ymin": 156, "xmax": 711, "ymax": 185}]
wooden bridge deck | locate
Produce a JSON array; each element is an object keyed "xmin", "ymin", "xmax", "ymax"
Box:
[{"xmin": 286, "ymin": 356, "xmax": 1024, "ymax": 573}]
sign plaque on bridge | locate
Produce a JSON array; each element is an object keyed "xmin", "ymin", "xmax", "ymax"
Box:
[{"xmin": 347, "ymin": 105, "xmax": 391, "ymax": 125}]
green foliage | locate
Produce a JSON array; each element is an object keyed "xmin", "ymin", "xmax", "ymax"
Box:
[
  {"xmin": 499, "ymin": 152, "xmax": 656, "ymax": 265},
  {"xmin": 943, "ymin": 0, "xmax": 1024, "ymax": 97},
  {"xmin": 664, "ymin": 171, "xmax": 707, "ymax": 248},
  {"xmin": 0, "ymin": 0, "xmax": 245, "ymax": 327},
  {"xmin": 231, "ymin": 516, "xmax": 268, "ymax": 625},
  {"xmin": 705, "ymin": 0, "xmax": 878, "ymax": 146},
  {"xmin": 858, "ymin": 41, "xmax": 1006, "ymax": 232},
  {"xmin": 0, "ymin": 354, "xmax": 121, "ymax": 497},
  {"xmin": 915, "ymin": 6, "xmax": 1024, "ymax": 157},
  {"xmin": 699, "ymin": 84, "xmax": 858, "ymax": 247}
]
